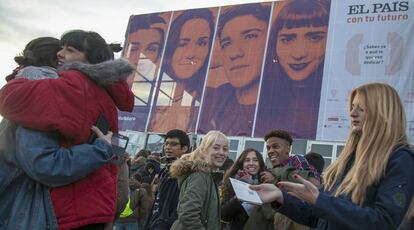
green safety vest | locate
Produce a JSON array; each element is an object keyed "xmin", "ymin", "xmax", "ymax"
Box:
[{"xmin": 120, "ymin": 198, "xmax": 134, "ymax": 218}]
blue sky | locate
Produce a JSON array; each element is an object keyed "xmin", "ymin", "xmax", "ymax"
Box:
[{"xmin": 0, "ymin": 0, "xmax": 268, "ymax": 89}]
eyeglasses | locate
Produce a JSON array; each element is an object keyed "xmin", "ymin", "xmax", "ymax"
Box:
[{"xmin": 164, "ymin": 141, "xmax": 180, "ymax": 147}]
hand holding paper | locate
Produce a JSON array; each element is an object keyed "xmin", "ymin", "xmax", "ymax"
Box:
[
  {"xmin": 229, "ymin": 178, "xmax": 263, "ymax": 205},
  {"xmin": 249, "ymin": 183, "xmax": 284, "ymax": 204}
]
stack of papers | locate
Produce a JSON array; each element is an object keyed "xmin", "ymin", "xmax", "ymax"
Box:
[{"xmin": 229, "ymin": 178, "xmax": 263, "ymax": 205}]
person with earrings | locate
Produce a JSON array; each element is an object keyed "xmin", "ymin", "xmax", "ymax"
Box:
[
  {"xmin": 251, "ymin": 83, "xmax": 414, "ymax": 230},
  {"xmin": 169, "ymin": 130, "xmax": 229, "ymax": 230},
  {"xmin": 221, "ymin": 148, "xmax": 276, "ymax": 230},
  {"xmin": 148, "ymin": 8, "xmax": 216, "ymax": 133},
  {"xmin": 0, "ymin": 30, "xmax": 135, "ymax": 229},
  {"xmin": 255, "ymin": 0, "xmax": 330, "ymax": 139}
]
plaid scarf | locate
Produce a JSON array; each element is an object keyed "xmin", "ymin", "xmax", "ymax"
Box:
[{"xmin": 281, "ymin": 155, "xmax": 322, "ymax": 183}]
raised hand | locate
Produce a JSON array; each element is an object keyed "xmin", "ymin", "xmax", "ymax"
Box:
[
  {"xmin": 236, "ymin": 169, "xmax": 252, "ymax": 182},
  {"xmin": 260, "ymin": 171, "xmax": 276, "ymax": 183},
  {"xmin": 277, "ymin": 174, "xmax": 319, "ymax": 205}
]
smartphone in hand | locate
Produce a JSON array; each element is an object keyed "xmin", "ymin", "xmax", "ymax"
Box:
[{"xmin": 88, "ymin": 113, "xmax": 110, "ymax": 144}]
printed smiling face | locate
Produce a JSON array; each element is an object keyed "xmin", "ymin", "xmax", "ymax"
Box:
[
  {"xmin": 276, "ymin": 25, "xmax": 327, "ymax": 81},
  {"xmin": 171, "ymin": 18, "xmax": 211, "ymax": 80},
  {"xmin": 220, "ymin": 15, "xmax": 267, "ymax": 89}
]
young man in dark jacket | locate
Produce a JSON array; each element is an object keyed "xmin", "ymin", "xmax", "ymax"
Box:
[
  {"xmin": 260, "ymin": 129, "xmax": 321, "ymax": 230},
  {"xmin": 145, "ymin": 129, "xmax": 190, "ymax": 230}
]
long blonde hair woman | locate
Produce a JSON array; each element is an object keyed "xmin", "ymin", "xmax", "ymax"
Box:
[
  {"xmin": 323, "ymin": 82, "xmax": 408, "ymax": 204},
  {"xmin": 170, "ymin": 130, "xmax": 229, "ymax": 230},
  {"xmin": 250, "ymin": 83, "xmax": 414, "ymax": 230}
]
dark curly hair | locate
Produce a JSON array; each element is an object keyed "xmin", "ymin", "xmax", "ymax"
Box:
[{"xmin": 264, "ymin": 129, "xmax": 293, "ymax": 145}]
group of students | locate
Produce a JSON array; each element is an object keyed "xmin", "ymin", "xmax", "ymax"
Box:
[
  {"xmin": 141, "ymin": 83, "xmax": 414, "ymax": 230},
  {"xmin": 0, "ymin": 28, "xmax": 413, "ymax": 230},
  {"xmin": 138, "ymin": 85, "xmax": 414, "ymax": 230}
]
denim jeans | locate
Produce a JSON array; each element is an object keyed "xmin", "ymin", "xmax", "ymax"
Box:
[{"xmin": 114, "ymin": 222, "xmax": 139, "ymax": 230}]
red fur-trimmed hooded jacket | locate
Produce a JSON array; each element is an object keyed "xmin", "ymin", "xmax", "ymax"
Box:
[{"xmin": 0, "ymin": 59, "xmax": 134, "ymax": 229}]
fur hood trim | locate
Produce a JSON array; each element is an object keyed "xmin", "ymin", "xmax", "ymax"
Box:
[
  {"xmin": 58, "ymin": 58, "xmax": 132, "ymax": 86},
  {"xmin": 170, "ymin": 159, "xmax": 212, "ymax": 179}
]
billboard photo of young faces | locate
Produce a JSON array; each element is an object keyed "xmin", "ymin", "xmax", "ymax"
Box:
[
  {"xmin": 197, "ymin": 3, "xmax": 271, "ymax": 136},
  {"xmin": 118, "ymin": 12, "xmax": 171, "ymax": 131},
  {"xmin": 117, "ymin": 0, "xmax": 333, "ymax": 139},
  {"xmin": 148, "ymin": 8, "xmax": 218, "ymax": 133},
  {"xmin": 255, "ymin": 0, "xmax": 330, "ymax": 139}
]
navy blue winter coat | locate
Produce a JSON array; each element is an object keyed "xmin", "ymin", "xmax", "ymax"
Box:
[
  {"xmin": 277, "ymin": 146, "xmax": 414, "ymax": 230},
  {"xmin": 145, "ymin": 162, "xmax": 180, "ymax": 230}
]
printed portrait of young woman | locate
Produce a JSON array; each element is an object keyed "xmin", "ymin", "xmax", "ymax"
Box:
[
  {"xmin": 255, "ymin": 0, "xmax": 331, "ymax": 139},
  {"xmin": 148, "ymin": 8, "xmax": 218, "ymax": 133}
]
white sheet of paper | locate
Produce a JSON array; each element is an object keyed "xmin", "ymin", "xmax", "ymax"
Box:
[
  {"xmin": 229, "ymin": 178, "xmax": 263, "ymax": 205},
  {"xmin": 241, "ymin": 202, "xmax": 258, "ymax": 216}
]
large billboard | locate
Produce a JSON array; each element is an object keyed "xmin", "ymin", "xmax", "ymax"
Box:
[{"xmin": 119, "ymin": 0, "xmax": 414, "ymax": 143}]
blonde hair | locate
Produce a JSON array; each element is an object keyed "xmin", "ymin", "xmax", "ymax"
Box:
[
  {"xmin": 323, "ymin": 83, "xmax": 407, "ymax": 205},
  {"xmin": 188, "ymin": 130, "xmax": 228, "ymax": 162}
]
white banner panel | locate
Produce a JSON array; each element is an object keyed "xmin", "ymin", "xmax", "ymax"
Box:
[{"xmin": 317, "ymin": 0, "xmax": 414, "ymax": 143}]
